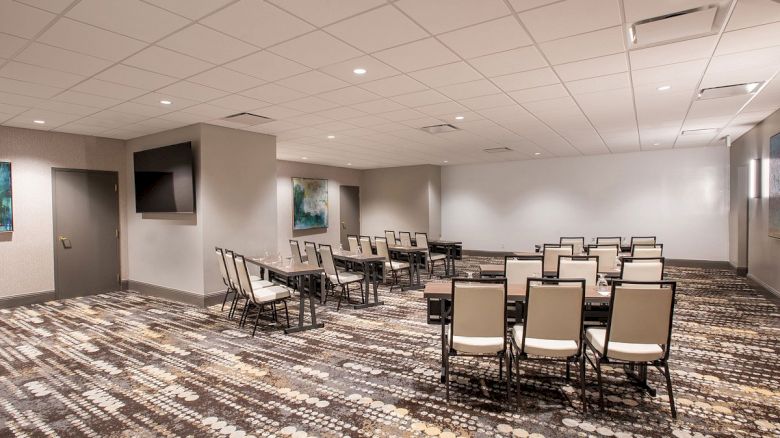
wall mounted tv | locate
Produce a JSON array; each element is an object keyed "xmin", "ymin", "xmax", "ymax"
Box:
[{"xmin": 134, "ymin": 142, "xmax": 195, "ymax": 213}]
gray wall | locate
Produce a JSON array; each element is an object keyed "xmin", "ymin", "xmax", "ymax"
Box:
[
  {"xmin": 0, "ymin": 126, "xmax": 127, "ymax": 299},
  {"xmin": 730, "ymin": 108, "xmax": 780, "ymax": 295}
]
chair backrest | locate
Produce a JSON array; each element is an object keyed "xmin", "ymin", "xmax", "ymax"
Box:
[
  {"xmin": 224, "ymin": 250, "xmax": 241, "ymax": 291},
  {"xmin": 632, "ymin": 244, "xmax": 663, "ymax": 258},
  {"xmin": 347, "ymin": 235, "xmax": 360, "ymax": 253},
  {"xmin": 384, "ymin": 230, "xmax": 397, "ymax": 244},
  {"xmin": 596, "ymin": 236, "xmax": 622, "ymax": 247},
  {"xmin": 375, "ymin": 237, "xmax": 391, "ymax": 262},
  {"xmin": 522, "ymin": 278, "xmax": 585, "ymax": 350},
  {"xmin": 559, "ymin": 236, "xmax": 585, "ymax": 254},
  {"xmin": 289, "ymin": 240, "xmax": 303, "ymax": 264},
  {"xmin": 318, "ymin": 244, "xmax": 338, "ymax": 277},
  {"xmin": 587, "ymin": 244, "xmax": 619, "ymax": 272},
  {"xmin": 232, "ymin": 253, "xmax": 253, "ymax": 301},
  {"xmin": 215, "ymin": 247, "xmax": 230, "ymax": 287},
  {"xmin": 398, "ymin": 231, "xmax": 413, "ymax": 247},
  {"xmin": 450, "ymin": 279, "xmax": 507, "ymax": 345},
  {"xmin": 415, "ymin": 232, "xmax": 429, "ymax": 250},
  {"xmin": 605, "ymin": 280, "xmax": 676, "ymax": 359},
  {"xmin": 304, "ymin": 241, "xmax": 319, "ymax": 266},
  {"xmin": 557, "ymin": 256, "xmax": 598, "ymax": 286},
  {"xmin": 630, "ymin": 236, "xmax": 656, "ymax": 251},
  {"xmin": 543, "ymin": 244, "xmax": 573, "ymax": 273},
  {"xmin": 621, "ymin": 257, "xmax": 664, "ymax": 283},
  {"xmin": 504, "ymin": 255, "xmax": 542, "ymax": 285},
  {"xmin": 359, "ymin": 235, "xmax": 372, "ymax": 256}
]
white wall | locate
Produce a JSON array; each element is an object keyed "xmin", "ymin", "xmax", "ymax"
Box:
[
  {"xmin": 276, "ymin": 160, "xmax": 361, "ymax": 252},
  {"xmin": 0, "ymin": 126, "xmax": 127, "ymax": 299},
  {"xmin": 442, "ymin": 147, "xmax": 730, "ymax": 260}
]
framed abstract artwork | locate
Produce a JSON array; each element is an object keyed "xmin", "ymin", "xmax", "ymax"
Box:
[
  {"xmin": 292, "ymin": 177, "xmax": 328, "ymax": 230},
  {"xmin": 770, "ymin": 133, "xmax": 780, "ymax": 238},
  {"xmin": 0, "ymin": 161, "xmax": 12, "ymax": 233}
]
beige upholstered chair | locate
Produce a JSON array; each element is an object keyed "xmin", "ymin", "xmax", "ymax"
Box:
[
  {"xmin": 384, "ymin": 230, "xmax": 397, "ymax": 245},
  {"xmin": 416, "ymin": 232, "xmax": 447, "ymax": 278},
  {"xmin": 376, "ymin": 236, "xmax": 411, "ymax": 291},
  {"xmin": 587, "ymin": 244, "xmax": 619, "ymax": 273},
  {"xmin": 584, "ymin": 280, "xmax": 678, "ymax": 418},
  {"xmin": 543, "ymin": 244, "xmax": 573, "ymax": 274},
  {"xmin": 557, "ymin": 256, "xmax": 598, "ymax": 286},
  {"xmin": 596, "ymin": 236, "xmax": 622, "ymax": 247},
  {"xmin": 215, "ymin": 247, "xmax": 235, "ymax": 312},
  {"xmin": 289, "ymin": 239, "xmax": 303, "ymax": 264},
  {"xmin": 359, "ymin": 236, "xmax": 372, "ymax": 256},
  {"xmin": 446, "ymin": 279, "xmax": 508, "ymax": 402},
  {"xmin": 347, "ymin": 235, "xmax": 360, "ymax": 253},
  {"xmin": 504, "ymin": 255, "xmax": 543, "ymax": 285},
  {"xmin": 399, "ymin": 231, "xmax": 413, "ymax": 247},
  {"xmin": 232, "ymin": 253, "xmax": 291, "ymax": 336},
  {"xmin": 318, "ymin": 244, "xmax": 365, "ymax": 310},
  {"xmin": 560, "ymin": 237, "xmax": 585, "ymax": 254},
  {"xmin": 510, "ymin": 278, "xmax": 586, "ymax": 410},
  {"xmin": 632, "ymin": 244, "xmax": 663, "ymax": 258},
  {"xmin": 223, "ymin": 250, "xmax": 274, "ymax": 319},
  {"xmin": 621, "ymin": 257, "xmax": 664, "ymax": 282},
  {"xmin": 304, "ymin": 241, "xmax": 319, "ymax": 266},
  {"xmin": 630, "ymin": 236, "xmax": 656, "ymax": 252}
]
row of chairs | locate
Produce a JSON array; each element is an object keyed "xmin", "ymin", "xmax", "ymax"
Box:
[
  {"xmin": 380, "ymin": 231, "xmax": 448, "ymax": 277},
  {"xmin": 542, "ymin": 242, "xmax": 663, "ymax": 274},
  {"xmin": 560, "ymin": 236, "xmax": 658, "ymax": 254},
  {"xmin": 445, "ymin": 278, "xmax": 677, "ymax": 418},
  {"xmin": 214, "ymin": 247, "xmax": 292, "ymax": 336},
  {"xmin": 507, "ymin": 254, "xmax": 665, "ymax": 286}
]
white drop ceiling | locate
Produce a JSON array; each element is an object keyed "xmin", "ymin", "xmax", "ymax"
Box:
[{"xmin": 1, "ymin": 0, "xmax": 779, "ymax": 168}]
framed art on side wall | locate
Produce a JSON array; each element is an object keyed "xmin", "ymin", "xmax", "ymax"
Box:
[
  {"xmin": 0, "ymin": 161, "xmax": 12, "ymax": 233},
  {"xmin": 770, "ymin": 133, "xmax": 780, "ymax": 238},
  {"xmin": 292, "ymin": 177, "xmax": 328, "ymax": 230}
]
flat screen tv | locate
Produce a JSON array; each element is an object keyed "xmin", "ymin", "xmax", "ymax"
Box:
[{"xmin": 134, "ymin": 142, "xmax": 195, "ymax": 213}]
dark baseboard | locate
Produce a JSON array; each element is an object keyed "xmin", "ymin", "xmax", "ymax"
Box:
[
  {"xmin": 664, "ymin": 259, "xmax": 732, "ymax": 269},
  {"xmin": 126, "ymin": 280, "xmax": 207, "ymax": 307},
  {"xmin": 747, "ymin": 274, "xmax": 780, "ymax": 302},
  {"xmin": 204, "ymin": 290, "xmax": 227, "ymax": 307},
  {"xmin": 0, "ymin": 290, "xmax": 56, "ymax": 309},
  {"xmin": 735, "ymin": 267, "xmax": 748, "ymax": 277},
  {"xmin": 462, "ymin": 249, "xmax": 521, "ymax": 257}
]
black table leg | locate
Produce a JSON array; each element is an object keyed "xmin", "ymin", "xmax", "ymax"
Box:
[
  {"xmin": 354, "ymin": 261, "xmax": 384, "ymax": 309},
  {"xmin": 285, "ymin": 274, "xmax": 325, "ymax": 334},
  {"xmin": 440, "ymin": 298, "xmax": 447, "ymax": 383}
]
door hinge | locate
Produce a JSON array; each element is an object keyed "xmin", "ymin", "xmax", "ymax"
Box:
[
  {"xmin": 114, "ymin": 184, "xmax": 118, "ymax": 192},
  {"xmin": 117, "ymin": 274, "xmax": 120, "ymax": 284},
  {"xmin": 115, "ymin": 229, "xmax": 119, "ymax": 238}
]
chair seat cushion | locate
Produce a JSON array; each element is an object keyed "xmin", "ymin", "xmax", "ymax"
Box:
[
  {"xmin": 512, "ymin": 326, "xmax": 578, "ymax": 358},
  {"xmin": 249, "ymin": 275, "xmax": 262, "ymax": 282},
  {"xmin": 251, "ymin": 279, "xmax": 274, "ymax": 288},
  {"xmin": 429, "ymin": 253, "xmax": 447, "ymax": 261},
  {"xmin": 385, "ymin": 261, "xmax": 410, "ymax": 270},
  {"xmin": 586, "ymin": 327, "xmax": 664, "ymax": 361},
  {"xmin": 251, "ymin": 285, "xmax": 291, "ymax": 302},
  {"xmin": 329, "ymin": 271, "xmax": 364, "ymax": 284},
  {"xmin": 452, "ymin": 335, "xmax": 505, "ymax": 354}
]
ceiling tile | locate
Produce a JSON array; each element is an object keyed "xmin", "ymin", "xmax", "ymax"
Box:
[
  {"xmin": 469, "ymin": 46, "xmax": 547, "ymax": 77},
  {"xmin": 492, "ymin": 67, "xmax": 559, "ymax": 92},
  {"xmin": 437, "ymin": 79, "xmax": 502, "ymax": 100},
  {"xmin": 142, "ymin": 0, "xmax": 234, "ymax": 20},
  {"xmin": 201, "ymin": 0, "xmax": 314, "ymax": 48},
  {"xmin": 276, "ymin": 70, "xmax": 349, "ymax": 95},
  {"xmin": 519, "ymin": 0, "xmax": 621, "ymax": 42},
  {"xmin": 0, "ymin": 61, "xmax": 86, "ymax": 88},
  {"xmin": 95, "ymin": 64, "xmax": 178, "ymax": 90},
  {"xmin": 318, "ymin": 56, "xmax": 400, "ymax": 84},
  {"xmin": 0, "ymin": 33, "xmax": 27, "ymax": 59},
  {"xmin": 352, "ymin": 98, "xmax": 405, "ymax": 114},
  {"xmin": 251, "ymin": 104, "xmax": 303, "ymax": 119},
  {"xmin": 157, "ymin": 81, "xmax": 229, "ymax": 102},
  {"xmin": 508, "ymin": 83, "xmax": 569, "ymax": 103},
  {"xmin": 622, "ymin": 0, "xmax": 712, "ymax": 23},
  {"xmin": 391, "ymin": 89, "xmax": 450, "ymax": 107},
  {"xmin": 539, "ymin": 26, "xmax": 625, "ymax": 65},
  {"xmin": 112, "ymin": 101, "xmax": 172, "ymax": 117},
  {"xmin": 283, "ymin": 96, "xmax": 340, "ymax": 112},
  {"xmin": 269, "ymin": 0, "xmax": 386, "ymax": 27},
  {"xmin": 8, "ymin": 108, "xmax": 82, "ymax": 129},
  {"xmin": 629, "ymin": 36, "xmax": 717, "ymax": 70},
  {"xmin": 66, "ymin": 0, "xmax": 190, "ymax": 42},
  {"xmin": 188, "ymin": 67, "xmax": 265, "ymax": 93},
  {"xmin": 416, "ymin": 100, "xmax": 466, "ymax": 116},
  {"xmin": 726, "ymin": 0, "xmax": 780, "ymax": 31},
  {"xmin": 173, "ymin": 103, "xmax": 227, "ymax": 118},
  {"xmin": 395, "ymin": 0, "xmax": 511, "ymax": 35},
  {"xmin": 0, "ymin": 79, "xmax": 61, "ymax": 99},
  {"xmin": 566, "ymin": 72, "xmax": 631, "ymax": 95},
  {"xmin": 268, "ymin": 31, "xmax": 362, "ymax": 69},
  {"xmin": 72, "ymin": 78, "xmax": 149, "ymax": 100},
  {"xmin": 319, "ymin": 86, "xmax": 380, "ymax": 105},
  {"xmin": 209, "ymin": 94, "xmax": 270, "ymax": 111},
  {"xmin": 225, "ymin": 51, "xmax": 310, "ymax": 82},
  {"xmin": 507, "ymin": 0, "xmax": 561, "ymax": 12},
  {"xmin": 378, "ymin": 108, "xmax": 426, "ymax": 121},
  {"xmin": 715, "ymin": 21, "xmax": 780, "ymax": 55},
  {"xmin": 123, "ymin": 46, "xmax": 214, "ymax": 78},
  {"xmin": 133, "ymin": 91, "xmax": 200, "ymax": 110},
  {"xmin": 53, "ymin": 90, "xmax": 123, "ymax": 109},
  {"xmin": 459, "ymin": 93, "xmax": 516, "ymax": 110},
  {"xmin": 359, "ymin": 75, "xmax": 426, "ymax": 97},
  {"xmin": 0, "ymin": 0, "xmax": 55, "ymax": 39},
  {"xmin": 158, "ymin": 24, "xmax": 258, "ymax": 64},
  {"xmin": 325, "ymin": 5, "xmax": 427, "ymax": 53},
  {"xmin": 16, "ymin": 0, "xmax": 73, "ymax": 13},
  {"xmin": 316, "ymin": 106, "xmax": 366, "ymax": 120},
  {"xmin": 409, "ymin": 62, "xmax": 483, "ymax": 88},
  {"xmin": 438, "ymin": 16, "xmax": 532, "ymax": 59},
  {"xmin": 38, "ymin": 18, "xmax": 147, "ymax": 62},
  {"xmin": 702, "ymin": 46, "xmax": 780, "ymax": 88},
  {"xmin": 241, "ymin": 83, "xmax": 305, "ymax": 104},
  {"xmin": 374, "ymin": 38, "xmax": 460, "ymax": 73},
  {"xmin": 16, "ymin": 43, "xmax": 112, "ymax": 76},
  {"xmin": 553, "ymin": 53, "xmax": 627, "ymax": 82}
]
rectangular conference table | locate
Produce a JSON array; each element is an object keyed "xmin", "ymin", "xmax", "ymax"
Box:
[
  {"xmin": 428, "ymin": 239, "xmax": 462, "ymax": 277},
  {"xmin": 388, "ymin": 245, "xmax": 428, "ymax": 290},
  {"xmin": 331, "ymin": 249, "xmax": 385, "ymax": 308},
  {"xmin": 424, "ymin": 281, "xmax": 611, "ymax": 382},
  {"xmin": 248, "ymin": 257, "xmax": 324, "ymax": 334}
]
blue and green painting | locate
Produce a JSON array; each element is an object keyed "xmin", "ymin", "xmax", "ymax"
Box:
[
  {"xmin": 0, "ymin": 162, "xmax": 12, "ymax": 232},
  {"xmin": 292, "ymin": 177, "xmax": 328, "ymax": 230}
]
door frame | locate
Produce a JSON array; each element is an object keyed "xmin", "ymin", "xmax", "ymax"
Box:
[
  {"xmin": 339, "ymin": 185, "xmax": 360, "ymax": 248},
  {"xmin": 52, "ymin": 168, "xmax": 121, "ymax": 299}
]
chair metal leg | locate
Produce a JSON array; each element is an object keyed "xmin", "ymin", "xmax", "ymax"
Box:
[
  {"xmin": 221, "ymin": 288, "xmax": 231, "ymax": 311},
  {"xmin": 251, "ymin": 306, "xmax": 262, "ymax": 337},
  {"xmin": 445, "ymin": 352, "xmax": 450, "ymax": 402},
  {"xmin": 499, "ymin": 354, "xmax": 504, "ymax": 381},
  {"xmin": 283, "ymin": 300, "xmax": 290, "ymax": 327},
  {"xmin": 566, "ymin": 359, "xmax": 571, "ymax": 381},
  {"xmin": 663, "ymin": 362, "xmax": 677, "ymax": 418},
  {"xmin": 595, "ymin": 359, "xmax": 605, "ymax": 410},
  {"xmin": 515, "ymin": 349, "xmax": 521, "ymax": 408},
  {"xmin": 580, "ymin": 354, "xmax": 587, "ymax": 413}
]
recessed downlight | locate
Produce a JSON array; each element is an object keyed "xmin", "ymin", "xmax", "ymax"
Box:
[
  {"xmin": 33, "ymin": 120, "xmax": 45, "ymax": 124},
  {"xmin": 653, "ymin": 142, "xmax": 660, "ymax": 146},
  {"xmin": 347, "ymin": 163, "xmax": 352, "ymax": 166},
  {"xmin": 302, "ymin": 156, "xmax": 308, "ymax": 160},
  {"xmin": 455, "ymin": 116, "xmax": 464, "ymax": 120},
  {"xmin": 353, "ymin": 68, "xmax": 367, "ymax": 75},
  {"xmin": 327, "ymin": 135, "xmax": 335, "ymax": 139},
  {"xmin": 160, "ymin": 100, "xmax": 172, "ymax": 105},
  {"xmin": 443, "ymin": 160, "xmax": 449, "ymax": 163},
  {"xmin": 657, "ymin": 85, "xmax": 671, "ymax": 91},
  {"xmin": 533, "ymin": 152, "xmax": 541, "ymax": 156}
]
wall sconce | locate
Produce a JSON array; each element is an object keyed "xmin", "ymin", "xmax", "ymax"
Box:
[{"xmin": 748, "ymin": 158, "xmax": 761, "ymax": 199}]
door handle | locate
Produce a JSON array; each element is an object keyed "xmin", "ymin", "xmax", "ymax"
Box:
[{"xmin": 59, "ymin": 236, "xmax": 72, "ymax": 249}]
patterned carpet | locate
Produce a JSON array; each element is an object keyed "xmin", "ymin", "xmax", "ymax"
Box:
[{"xmin": 0, "ymin": 256, "xmax": 778, "ymax": 438}]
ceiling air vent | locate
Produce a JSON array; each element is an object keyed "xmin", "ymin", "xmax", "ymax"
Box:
[
  {"xmin": 682, "ymin": 128, "xmax": 718, "ymax": 136},
  {"xmin": 220, "ymin": 112, "xmax": 274, "ymax": 126},
  {"xmin": 698, "ymin": 82, "xmax": 763, "ymax": 100},
  {"xmin": 483, "ymin": 147, "xmax": 513, "ymax": 154},
  {"xmin": 420, "ymin": 123, "xmax": 459, "ymax": 134},
  {"xmin": 627, "ymin": 2, "xmax": 731, "ymax": 49}
]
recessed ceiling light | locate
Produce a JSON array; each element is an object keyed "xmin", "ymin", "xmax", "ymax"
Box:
[
  {"xmin": 533, "ymin": 152, "xmax": 541, "ymax": 156},
  {"xmin": 443, "ymin": 160, "xmax": 449, "ymax": 163},
  {"xmin": 160, "ymin": 100, "xmax": 172, "ymax": 105},
  {"xmin": 653, "ymin": 142, "xmax": 660, "ymax": 146},
  {"xmin": 302, "ymin": 157, "xmax": 308, "ymax": 160},
  {"xmin": 353, "ymin": 68, "xmax": 367, "ymax": 75},
  {"xmin": 347, "ymin": 163, "xmax": 352, "ymax": 166},
  {"xmin": 657, "ymin": 85, "xmax": 671, "ymax": 91},
  {"xmin": 455, "ymin": 116, "xmax": 464, "ymax": 120},
  {"xmin": 33, "ymin": 120, "xmax": 45, "ymax": 124},
  {"xmin": 327, "ymin": 135, "xmax": 335, "ymax": 139}
]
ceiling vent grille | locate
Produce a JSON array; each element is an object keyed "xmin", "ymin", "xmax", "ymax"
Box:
[
  {"xmin": 420, "ymin": 123, "xmax": 459, "ymax": 134},
  {"xmin": 220, "ymin": 112, "xmax": 274, "ymax": 126},
  {"xmin": 681, "ymin": 128, "xmax": 718, "ymax": 136},
  {"xmin": 627, "ymin": 2, "xmax": 731, "ymax": 49},
  {"xmin": 483, "ymin": 147, "xmax": 513, "ymax": 154},
  {"xmin": 698, "ymin": 82, "xmax": 763, "ymax": 99}
]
